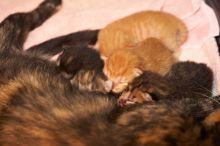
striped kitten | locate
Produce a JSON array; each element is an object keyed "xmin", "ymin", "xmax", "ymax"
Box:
[
  {"xmin": 119, "ymin": 61, "xmax": 219, "ymax": 121},
  {"xmin": 103, "ymin": 37, "xmax": 177, "ymax": 93},
  {"xmin": 98, "ymin": 10, "xmax": 188, "ymax": 57}
]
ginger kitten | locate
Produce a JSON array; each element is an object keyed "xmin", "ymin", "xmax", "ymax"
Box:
[
  {"xmin": 0, "ymin": 1, "xmax": 220, "ymax": 145},
  {"xmin": 98, "ymin": 10, "xmax": 188, "ymax": 57},
  {"xmin": 103, "ymin": 37, "xmax": 177, "ymax": 93}
]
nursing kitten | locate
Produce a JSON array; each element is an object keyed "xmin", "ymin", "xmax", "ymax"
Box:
[
  {"xmin": 104, "ymin": 37, "xmax": 176, "ymax": 93},
  {"xmin": 99, "ymin": 10, "xmax": 187, "ymax": 93},
  {"xmin": 58, "ymin": 45, "xmax": 110, "ymax": 93},
  {"xmin": 119, "ymin": 61, "xmax": 218, "ymax": 121},
  {"xmin": 0, "ymin": 1, "xmax": 219, "ymax": 145},
  {"xmin": 98, "ymin": 10, "xmax": 188, "ymax": 57},
  {"xmin": 27, "ymin": 30, "xmax": 109, "ymax": 93}
]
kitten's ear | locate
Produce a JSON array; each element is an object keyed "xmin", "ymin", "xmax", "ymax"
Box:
[
  {"xmin": 133, "ymin": 68, "xmax": 143, "ymax": 77},
  {"xmin": 55, "ymin": 51, "xmax": 64, "ymax": 66}
]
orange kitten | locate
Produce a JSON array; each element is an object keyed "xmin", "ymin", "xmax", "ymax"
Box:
[
  {"xmin": 103, "ymin": 38, "xmax": 176, "ymax": 93},
  {"xmin": 98, "ymin": 10, "xmax": 188, "ymax": 57}
]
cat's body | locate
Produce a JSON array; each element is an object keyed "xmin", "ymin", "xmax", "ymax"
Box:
[
  {"xmin": 99, "ymin": 10, "xmax": 187, "ymax": 93},
  {"xmin": 98, "ymin": 10, "xmax": 188, "ymax": 57},
  {"xmin": 104, "ymin": 37, "xmax": 176, "ymax": 93},
  {"xmin": 0, "ymin": 0, "xmax": 219, "ymax": 145},
  {"xmin": 120, "ymin": 61, "xmax": 218, "ymax": 121},
  {"xmin": 26, "ymin": 26, "xmax": 109, "ymax": 93},
  {"xmin": 26, "ymin": 29, "xmax": 99, "ymax": 60},
  {"xmin": 58, "ymin": 45, "xmax": 109, "ymax": 93}
]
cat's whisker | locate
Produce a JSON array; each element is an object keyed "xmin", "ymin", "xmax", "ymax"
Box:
[
  {"xmin": 192, "ymin": 91, "xmax": 220, "ymax": 105},
  {"xmin": 193, "ymin": 81, "xmax": 216, "ymax": 95}
]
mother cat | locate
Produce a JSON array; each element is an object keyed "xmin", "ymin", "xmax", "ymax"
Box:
[{"xmin": 0, "ymin": 0, "xmax": 219, "ymax": 146}]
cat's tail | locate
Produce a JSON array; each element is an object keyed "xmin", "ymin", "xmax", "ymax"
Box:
[{"xmin": 0, "ymin": 0, "xmax": 62, "ymax": 53}]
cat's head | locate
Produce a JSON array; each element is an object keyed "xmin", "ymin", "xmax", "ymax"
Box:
[
  {"xmin": 103, "ymin": 49, "xmax": 143, "ymax": 93},
  {"xmin": 70, "ymin": 69, "xmax": 112, "ymax": 94}
]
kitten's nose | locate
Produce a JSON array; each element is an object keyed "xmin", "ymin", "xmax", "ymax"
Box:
[{"xmin": 104, "ymin": 80, "xmax": 113, "ymax": 92}]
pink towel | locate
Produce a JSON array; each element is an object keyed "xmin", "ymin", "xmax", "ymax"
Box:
[{"xmin": 0, "ymin": 0, "xmax": 219, "ymax": 95}]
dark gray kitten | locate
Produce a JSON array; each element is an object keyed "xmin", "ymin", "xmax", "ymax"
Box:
[
  {"xmin": 26, "ymin": 27, "xmax": 108, "ymax": 93},
  {"xmin": 122, "ymin": 61, "xmax": 219, "ymax": 121}
]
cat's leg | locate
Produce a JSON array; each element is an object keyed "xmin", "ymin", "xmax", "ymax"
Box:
[
  {"xmin": 0, "ymin": 0, "xmax": 62, "ymax": 53},
  {"xmin": 26, "ymin": 30, "xmax": 99, "ymax": 59}
]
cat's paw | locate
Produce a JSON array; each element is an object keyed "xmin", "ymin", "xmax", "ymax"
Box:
[{"xmin": 118, "ymin": 90, "xmax": 153, "ymax": 107}]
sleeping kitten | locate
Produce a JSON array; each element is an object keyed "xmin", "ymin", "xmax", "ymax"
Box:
[
  {"xmin": 0, "ymin": 1, "xmax": 219, "ymax": 145},
  {"xmin": 119, "ymin": 61, "xmax": 218, "ymax": 121},
  {"xmin": 103, "ymin": 37, "xmax": 177, "ymax": 93},
  {"xmin": 98, "ymin": 10, "xmax": 188, "ymax": 57},
  {"xmin": 58, "ymin": 45, "xmax": 110, "ymax": 93},
  {"xmin": 26, "ymin": 31, "xmax": 109, "ymax": 93}
]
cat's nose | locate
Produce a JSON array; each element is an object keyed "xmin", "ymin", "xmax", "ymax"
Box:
[{"xmin": 104, "ymin": 80, "xmax": 113, "ymax": 92}]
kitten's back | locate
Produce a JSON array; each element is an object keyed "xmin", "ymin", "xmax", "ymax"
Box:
[
  {"xmin": 99, "ymin": 11, "xmax": 188, "ymax": 57},
  {"xmin": 136, "ymin": 38, "xmax": 177, "ymax": 75}
]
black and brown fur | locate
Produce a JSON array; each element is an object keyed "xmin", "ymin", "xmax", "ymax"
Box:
[
  {"xmin": 122, "ymin": 61, "xmax": 219, "ymax": 121},
  {"xmin": 58, "ymin": 45, "xmax": 108, "ymax": 93},
  {"xmin": 26, "ymin": 25, "xmax": 107, "ymax": 93},
  {"xmin": 0, "ymin": 0, "xmax": 219, "ymax": 145}
]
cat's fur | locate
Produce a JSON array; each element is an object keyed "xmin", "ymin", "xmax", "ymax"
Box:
[
  {"xmin": 0, "ymin": 0, "xmax": 219, "ymax": 145},
  {"xmin": 120, "ymin": 61, "xmax": 219, "ymax": 121},
  {"xmin": 57, "ymin": 45, "xmax": 110, "ymax": 93},
  {"xmin": 26, "ymin": 29, "xmax": 99, "ymax": 59},
  {"xmin": 103, "ymin": 37, "xmax": 177, "ymax": 93},
  {"xmin": 26, "ymin": 27, "xmax": 109, "ymax": 93},
  {"xmin": 98, "ymin": 10, "xmax": 188, "ymax": 57}
]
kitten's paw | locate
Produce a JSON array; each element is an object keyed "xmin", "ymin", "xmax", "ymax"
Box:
[{"xmin": 118, "ymin": 90, "xmax": 153, "ymax": 107}]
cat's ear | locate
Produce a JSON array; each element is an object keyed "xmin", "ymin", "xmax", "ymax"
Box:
[{"xmin": 133, "ymin": 68, "xmax": 143, "ymax": 77}]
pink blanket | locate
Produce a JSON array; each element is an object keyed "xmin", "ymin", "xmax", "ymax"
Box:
[{"xmin": 0, "ymin": 0, "xmax": 219, "ymax": 95}]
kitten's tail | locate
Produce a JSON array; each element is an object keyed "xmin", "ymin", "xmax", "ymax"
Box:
[{"xmin": 0, "ymin": 0, "xmax": 62, "ymax": 53}]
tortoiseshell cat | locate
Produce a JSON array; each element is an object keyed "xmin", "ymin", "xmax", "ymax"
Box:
[
  {"xmin": 0, "ymin": 0, "xmax": 220, "ymax": 145},
  {"xmin": 103, "ymin": 37, "xmax": 177, "ymax": 93},
  {"xmin": 98, "ymin": 10, "xmax": 188, "ymax": 57}
]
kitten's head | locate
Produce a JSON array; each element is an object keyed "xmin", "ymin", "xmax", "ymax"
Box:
[
  {"xmin": 70, "ymin": 69, "xmax": 111, "ymax": 94},
  {"xmin": 103, "ymin": 49, "xmax": 143, "ymax": 93}
]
